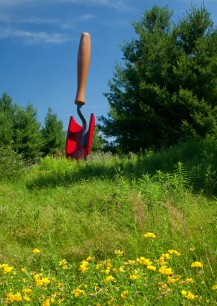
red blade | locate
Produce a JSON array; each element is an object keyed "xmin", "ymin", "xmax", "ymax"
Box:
[{"xmin": 65, "ymin": 114, "xmax": 95, "ymax": 159}]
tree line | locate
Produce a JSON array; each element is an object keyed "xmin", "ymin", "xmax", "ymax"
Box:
[
  {"xmin": 0, "ymin": 92, "xmax": 65, "ymax": 161},
  {"xmin": 99, "ymin": 5, "xmax": 217, "ymax": 152}
]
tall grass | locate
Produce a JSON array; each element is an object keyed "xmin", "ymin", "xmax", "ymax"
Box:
[{"xmin": 0, "ymin": 138, "xmax": 217, "ymax": 304}]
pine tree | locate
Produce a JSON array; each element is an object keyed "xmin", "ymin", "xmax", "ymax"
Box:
[
  {"xmin": 99, "ymin": 5, "xmax": 217, "ymax": 152},
  {"xmin": 42, "ymin": 107, "xmax": 65, "ymax": 155},
  {"xmin": 12, "ymin": 103, "xmax": 43, "ymax": 160}
]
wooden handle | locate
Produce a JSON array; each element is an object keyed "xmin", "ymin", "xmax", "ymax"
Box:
[{"xmin": 74, "ymin": 32, "xmax": 91, "ymax": 106}]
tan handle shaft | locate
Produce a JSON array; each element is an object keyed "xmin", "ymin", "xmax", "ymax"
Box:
[{"xmin": 74, "ymin": 32, "xmax": 91, "ymax": 106}]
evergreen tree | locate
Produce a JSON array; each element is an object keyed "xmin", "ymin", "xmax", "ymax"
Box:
[
  {"xmin": 42, "ymin": 107, "xmax": 65, "ymax": 155},
  {"xmin": 98, "ymin": 5, "xmax": 217, "ymax": 152},
  {"xmin": 0, "ymin": 93, "xmax": 14, "ymax": 146},
  {"xmin": 12, "ymin": 103, "xmax": 43, "ymax": 160},
  {"xmin": 91, "ymin": 127, "xmax": 104, "ymax": 151}
]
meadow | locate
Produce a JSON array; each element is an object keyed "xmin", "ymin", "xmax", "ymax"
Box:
[{"xmin": 0, "ymin": 138, "xmax": 217, "ymax": 305}]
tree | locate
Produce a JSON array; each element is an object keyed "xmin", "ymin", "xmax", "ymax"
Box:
[
  {"xmin": 91, "ymin": 126, "xmax": 104, "ymax": 152},
  {"xmin": 0, "ymin": 93, "xmax": 14, "ymax": 146},
  {"xmin": 12, "ymin": 103, "xmax": 43, "ymax": 160},
  {"xmin": 41, "ymin": 107, "xmax": 65, "ymax": 155},
  {"xmin": 98, "ymin": 5, "xmax": 217, "ymax": 152}
]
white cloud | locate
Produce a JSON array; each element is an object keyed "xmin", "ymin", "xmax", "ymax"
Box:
[
  {"xmin": 0, "ymin": 26, "xmax": 70, "ymax": 44},
  {"xmin": 0, "ymin": 0, "xmax": 133, "ymax": 11},
  {"xmin": 68, "ymin": 0, "xmax": 133, "ymax": 11}
]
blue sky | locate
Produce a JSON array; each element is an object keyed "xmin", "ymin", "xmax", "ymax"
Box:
[{"xmin": 0, "ymin": 0, "xmax": 217, "ymax": 129}]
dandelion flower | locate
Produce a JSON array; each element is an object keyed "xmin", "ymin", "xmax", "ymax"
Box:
[
  {"xmin": 212, "ymin": 284, "xmax": 217, "ymax": 291},
  {"xmin": 143, "ymin": 232, "xmax": 156, "ymax": 238},
  {"xmin": 191, "ymin": 261, "xmax": 203, "ymax": 268}
]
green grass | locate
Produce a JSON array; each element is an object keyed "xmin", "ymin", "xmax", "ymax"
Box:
[{"xmin": 0, "ymin": 138, "xmax": 217, "ymax": 305}]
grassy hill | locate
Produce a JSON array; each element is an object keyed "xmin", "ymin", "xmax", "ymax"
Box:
[{"xmin": 0, "ymin": 138, "xmax": 217, "ymax": 305}]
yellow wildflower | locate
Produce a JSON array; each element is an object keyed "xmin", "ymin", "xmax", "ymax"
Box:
[
  {"xmin": 139, "ymin": 256, "xmax": 152, "ymax": 266},
  {"xmin": 118, "ymin": 266, "xmax": 125, "ymax": 272},
  {"xmin": 78, "ymin": 260, "xmax": 89, "ymax": 272},
  {"xmin": 129, "ymin": 273, "xmax": 139, "ymax": 280},
  {"xmin": 103, "ymin": 275, "xmax": 115, "ymax": 283},
  {"xmin": 96, "ymin": 263, "xmax": 103, "ymax": 269},
  {"xmin": 186, "ymin": 278, "xmax": 194, "ymax": 284},
  {"xmin": 50, "ymin": 297, "xmax": 56, "ymax": 304},
  {"xmin": 143, "ymin": 232, "xmax": 156, "ymax": 238},
  {"xmin": 71, "ymin": 287, "xmax": 86, "ymax": 297},
  {"xmin": 181, "ymin": 290, "xmax": 198, "ymax": 300},
  {"xmin": 127, "ymin": 259, "xmax": 136, "ymax": 265},
  {"xmin": 114, "ymin": 250, "xmax": 124, "ymax": 256},
  {"xmin": 32, "ymin": 248, "xmax": 41, "ymax": 253},
  {"xmin": 168, "ymin": 249, "xmax": 181, "ymax": 256},
  {"xmin": 212, "ymin": 284, "xmax": 217, "ymax": 291},
  {"xmin": 106, "ymin": 259, "xmax": 112, "ymax": 268},
  {"xmin": 6, "ymin": 292, "xmax": 22, "ymax": 302},
  {"xmin": 147, "ymin": 265, "xmax": 156, "ymax": 271},
  {"xmin": 42, "ymin": 298, "xmax": 50, "ymax": 306},
  {"xmin": 34, "ymin": 274, "xmax": 50, "ymax": 286},
  {"xmin": 23, "ymin": 295, "xmax": 31, "ymax": 302},
  {"xmin": 191, "ymin": 261, "xmax": 203, "ymax": 268},
  {"xmin": 58, "ymin": 259, "xmax": 68, "ymax": 266},
  {"xmin": 0, "ymin": 263, "xmax": 13, "ymax": 274},
  {"xmin": 107, "ymin": 298, "xmax": 115, "ymax": 304},
  {"xmin": 42, "ymin": 277, "xmax": 51, "ymax": 285},
  {"xmin": 121, "ymin": 290, "xmax": 128, "ymax": 300},
  {"xmin": 22, "ymin": 288, "xmax": 32, "ymax": 294},
  {"xmin": 167, "ymin": 276, "xmax": 180, "ymax": 284},
  {"xmin": 159, "ymin": 265, "xmax": 173, "ymax": 276},
  {"xmin": 159, "ymin": 253, "xmax": 170, "ymax": 265}
]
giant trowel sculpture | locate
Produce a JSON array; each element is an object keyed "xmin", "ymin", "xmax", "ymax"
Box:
[{"xmin": 66, "ymin": 32, "xmax": 95, "ymax": 159}]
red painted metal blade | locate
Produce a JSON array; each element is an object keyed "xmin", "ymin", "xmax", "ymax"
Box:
[
  {"xmin": 65, "ymin": 114, "xmax": 95, "ymax": 159},
  {"xmin": 86, "ymin": 113, "xmax": 95, "ymax": 155},
  {"xmin": 65, "ymin": 116, "xmax": 86, "ymax": 159}
]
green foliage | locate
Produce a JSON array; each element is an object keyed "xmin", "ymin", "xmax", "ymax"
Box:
[
  {"xmin": 0, "ymin": 146, "xmax": 24, "ymax": 182},
  {"xmin": 12, "ymin": 103, "xmax": 43, "ymax": 161},
  {"xmin": 91, "ymin": 126, "xmax": 104, "ymax": 152},
  {"xmin": 0, "ymin": 139, "xmax": 217, "ymax": 304},
  {"xmin": 0, "ymin": 93, "xmax": 67, "ymax": 162},
  {"xmin": 0, "ymin": 93, "xmax": 14, "ymax": 146},
  {"xmin": 41, "ymin": 107, "xmax": 65, "ymax": 156},
  {"xmin": 99, "ymin": 5, "xmax": 217, "ymax": 152}
]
